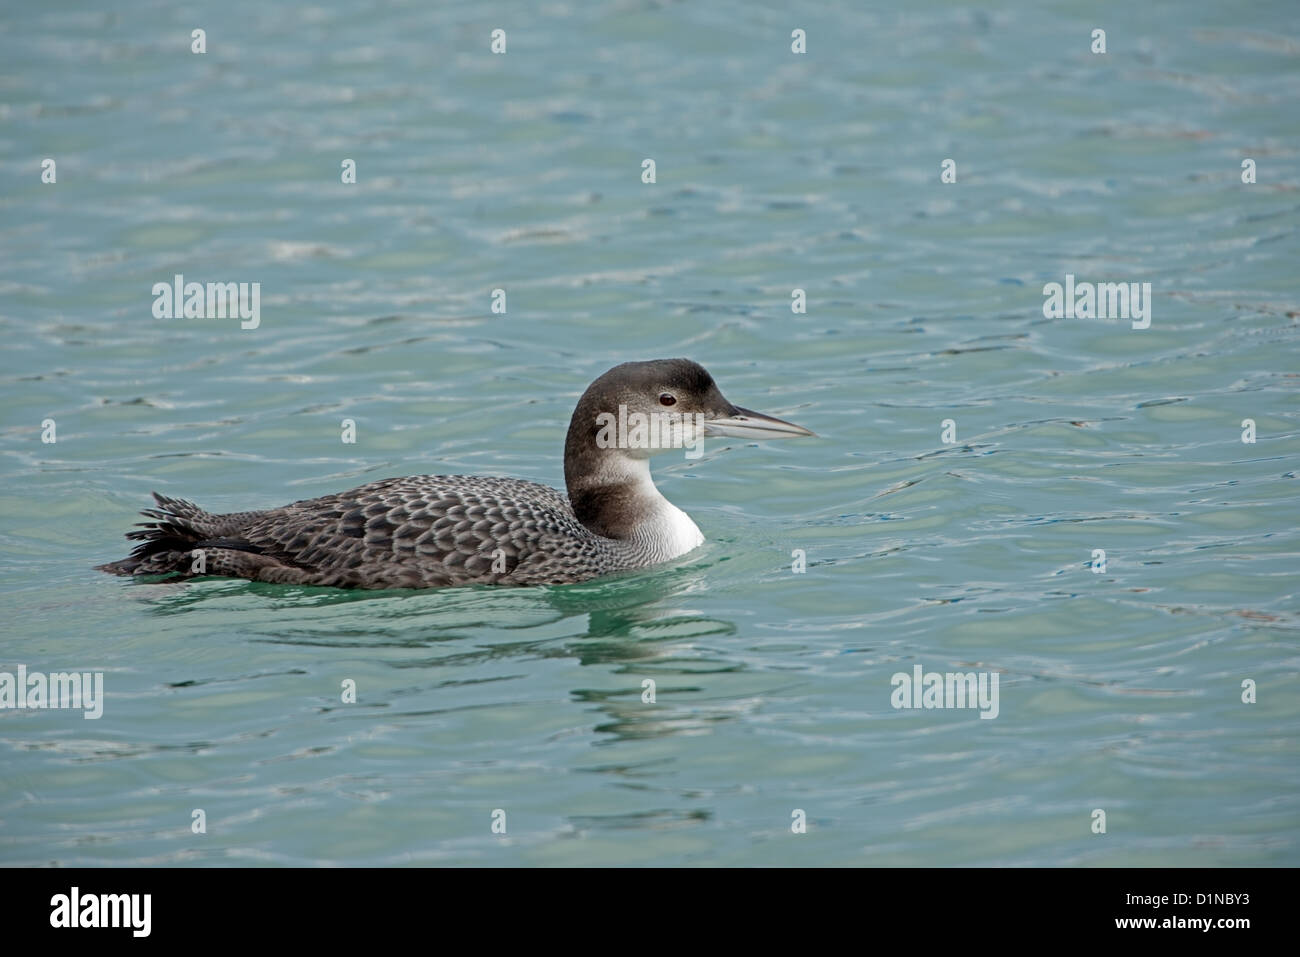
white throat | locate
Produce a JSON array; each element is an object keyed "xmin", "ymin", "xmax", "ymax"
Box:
[{"xmin": 604, "ymin": 455, "xmax": 704, "ymax": 562}]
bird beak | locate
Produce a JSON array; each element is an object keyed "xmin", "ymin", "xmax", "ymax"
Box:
[{"xmin": 704, "ymin": 405, "xmax": 816, "ymax": 440}]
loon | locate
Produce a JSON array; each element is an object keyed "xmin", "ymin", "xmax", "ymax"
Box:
[{"xmin": 99, "ymin": 359, "xmax": 814, "ymax": 589}]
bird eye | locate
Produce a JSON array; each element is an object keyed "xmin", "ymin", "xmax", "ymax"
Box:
[{"xmin": 659, "ymin": 393, "xmax": 677, "ymax": 406}]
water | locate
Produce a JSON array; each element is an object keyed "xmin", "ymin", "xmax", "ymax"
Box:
[{"xmin": 1, "ymin": 1, "xmax": 1297, "ymax": 866}]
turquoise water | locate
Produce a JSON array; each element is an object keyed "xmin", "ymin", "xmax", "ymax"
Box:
[{"xmin": 2, "ymin": 1, "xmax": 1298, "ymax": 866}]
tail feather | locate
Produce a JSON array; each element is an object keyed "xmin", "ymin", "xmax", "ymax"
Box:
[{"xmin": 98, "ymin": 492, "xmax": 260, "ymax": 578}]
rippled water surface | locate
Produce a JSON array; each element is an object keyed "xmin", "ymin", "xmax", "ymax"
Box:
[{"xmin": 1, "ymin": 1, "xmax": 1298, "ymax": 866}]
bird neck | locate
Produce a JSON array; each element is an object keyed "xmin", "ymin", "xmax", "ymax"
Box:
[{"xmin": 564, "ymin": 410, "xmax": 704, "ymax": 560}]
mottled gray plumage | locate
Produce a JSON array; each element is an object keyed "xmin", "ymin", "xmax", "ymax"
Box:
[
  {"xmin": 100, "ymin": 477, "xmax": 648, "ymax": 588},
  {"xmin": 99, "ymin": 359, "xmax": 813, "ymax": 589}
]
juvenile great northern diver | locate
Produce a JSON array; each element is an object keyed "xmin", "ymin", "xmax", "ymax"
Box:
[{"xmin": 99, "ymin": 359, "xmax": 813, "ymax": 589}]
